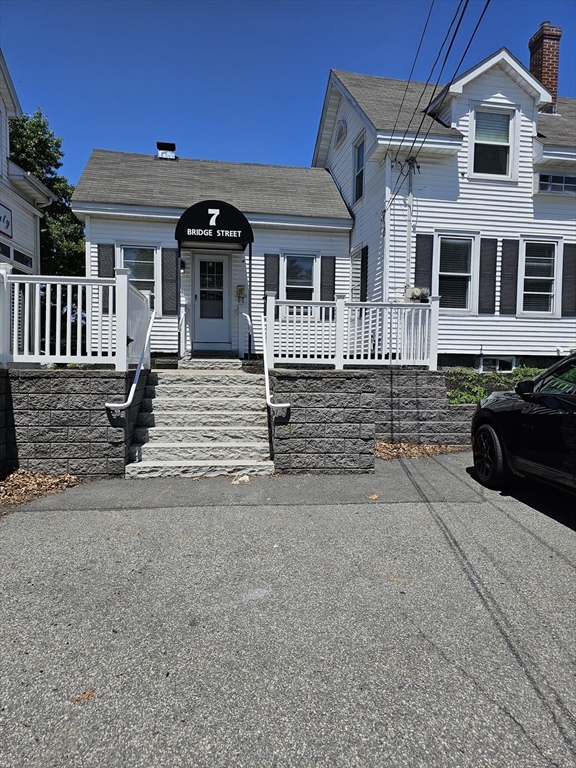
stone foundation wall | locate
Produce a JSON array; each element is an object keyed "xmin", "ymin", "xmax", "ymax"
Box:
[
  {"xmin": 270, "ymin": 368, "xmax": 474, "ymax": 474},
  {"xmin": 270, "ymin": 370, "xmax": 376, "ymax": 474},
  {"xmin": 374, "ymin": 370, "xmax": 474, "ymax": 445},
  {"xmin": 0, "ymin": 370, "xmax": 9, "ymax": 472},
  {"xmin": 0, "ymin": 369, "xmax": 148, "ymax": 478}
]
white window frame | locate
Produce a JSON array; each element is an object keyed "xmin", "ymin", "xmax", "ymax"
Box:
[
  {"xmin": 0, "ymin": 241, "xmax": 34, "ymax": 275},
  {"xmin": 279, "ymin": 251, "xmax": 321, "ymax": 302},
  {"xmin": 468, "ymin": 103, "xmax": 518, "ymax": 181},
  {"xmin": 433, "ymin": 231, "xmax": 480, "ymax": 314},
  {"xmin": 537, "ymin": 172, "xmax": 576, "ymax": 195},
  {"xmin": 517, "ymin": 237, "xmax": 562, "ymax": 318},
  {"xmin": 353, "ymin": 134, "xmax": 365, "ymax": 203},
  {"xmin": 118, "ymin": 243, "xmax": 164, "ymax": 316}
]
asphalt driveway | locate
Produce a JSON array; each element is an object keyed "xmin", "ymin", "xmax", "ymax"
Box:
[{"xmin": 1, "ymin": 452, "xmax": 575, "ymax": 768}]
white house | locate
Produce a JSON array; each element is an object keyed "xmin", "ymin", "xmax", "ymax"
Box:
[
  {"xmin": 3, "ymin": 23, "xmax": 575, "ymax": 373},
  {"xmin": 313, "ymin": 22, "xmax": 575, "ymax": 370},
  {"xmin": 0, "ymin": 50, "xmax": 54, "ymax": 276}
]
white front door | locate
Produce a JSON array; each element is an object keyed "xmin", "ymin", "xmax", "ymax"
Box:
[{"xmin": 193, "ymin": 256, "xmax": 230, "ymax": 347}]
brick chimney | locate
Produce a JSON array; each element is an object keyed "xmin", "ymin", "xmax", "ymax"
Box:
[{"xmin": 529, "ymin": 21, "xmax": 562, "ymax": 112}]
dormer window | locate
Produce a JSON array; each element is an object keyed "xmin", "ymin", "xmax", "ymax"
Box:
[{"xmin": 473, "ymin": 111, "xmax": 511, "ymax": 175}]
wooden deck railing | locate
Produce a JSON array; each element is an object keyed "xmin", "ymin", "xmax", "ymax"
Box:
[
  {"xmin": 265, "ymin": 292, "xmax": 439, "ymax": 370},
  {"xmin": 0, "ymin": 266, "xmax": 152, "ymax": 371}
]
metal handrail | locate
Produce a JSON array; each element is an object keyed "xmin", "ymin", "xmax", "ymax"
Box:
[
  {"xmin": 260, "ymin": 314, "xmax": 290, "ymax": 413},
  {"xmin": 105, "ymin": 308, "xmax": 157, "ymax": 415},
  {"xmin": 240, "ymin": 311, "xmax": 253, "ymax": 360}
]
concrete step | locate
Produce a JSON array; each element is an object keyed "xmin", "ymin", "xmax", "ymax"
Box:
[
  {"xmin": 140, "ymin": 397, "xmax": 266, "ymax": 413},
  {"xmin": 134, "ymin": 425, "xmax": 269, "ymax": 444},
  {"xmin": 125, "ymin": 459, "xmax": 275, "ymax": 478},
  {"xmin": 131, "ymin": 441, "xmax": 271, "ymax": 462},
  {"xmin": 137, "ymin": 410, "xmax": 268, "ymax": 427},
  {"xmin": 148, "ymin": 371, "xmax": 265, "ymax": 386},
  {"xmin": 145, "ymin": 384, "xmax": 266, "ymax": 399},
  {"xmin": 178, "ymin": 358, "xmax": 243, "ymax": 370}
]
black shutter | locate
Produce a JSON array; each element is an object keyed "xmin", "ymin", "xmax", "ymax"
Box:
[
  {"xmin": 478, "ymin": 238, "xmax": 497, "ymax": 314},
  {"xmin": 500, "ymin": 240, "xmax": 519, "ymax": 315},
  {"xmin": 360, "ymin": 246, "xmax": 368, "ymax": 302},
  {"xmin": 264, "ymin": 254, "xmax": 280, "ymax": 297},
  {"xmin": 161, "ymin": 248, "xmax": 179, "ymax": 316},
  {"xmin": 97, "ymin": 244, "xmax": 115, "ymax": 312},
  {"xmin": 415, "ymin": 234, "xmax": 433, "ymax": 290},
  {"xmin": 320, "ymin": 255, "xmax": 336, "ymax": 301},
  {"xmin": 561, "ymin": 243, "xmax": 576, "ymax": 318}
]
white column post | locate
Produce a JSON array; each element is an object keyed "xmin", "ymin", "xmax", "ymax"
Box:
[
  {"xmin": 265, "ymin": 291, "xmax": 276, "ymax": 369},
  {"xmin": 428, "ymin": 295, "xmax": 440, "ymax": 371},
  {"xmin": 114, "ymin": 268, "xmax": 130, "ymax": 372},
  {"xmin": 0, "ymin": 266, "xmax": 13, "ymax": 368},
  {"xmin": 334, "ymin": 292, "xmax": 346, "ymax": 370}
]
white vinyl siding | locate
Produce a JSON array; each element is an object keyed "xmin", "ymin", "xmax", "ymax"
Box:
[{"xmin": 87, "ymin": 216, "xmax": 350, "ymax": 356}]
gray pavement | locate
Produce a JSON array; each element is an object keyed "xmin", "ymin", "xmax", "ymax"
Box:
[{"xmin": 0, "ymin": 453, "xmax": 575, "ymax": 767}]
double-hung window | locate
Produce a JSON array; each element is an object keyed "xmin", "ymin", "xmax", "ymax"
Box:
[
  {"xmin": 123, "ymin": 246, "xmax": 155, "ymax": 294},
  {"xmin": 438, "ymin": 237, "xmax": 473, "ymax": 309},
  {"xmin": 353, "ymin": 139, "xmax": 365, "ymax": 203},
  {"xmin": 473, "ymin": 110, "xmax": 511, "ymax": 176},
  {"xmin": 284, "ymin": 253, "xmax": 316, "ymax": 301},
  {"xmin": 519, "ymin": 241, "xmax": 559, "ymax": 314}
]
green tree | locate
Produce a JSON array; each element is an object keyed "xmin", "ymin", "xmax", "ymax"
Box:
[{"xmin": 9, "ymin": 108, "xmax": 84, "ymax": 276}]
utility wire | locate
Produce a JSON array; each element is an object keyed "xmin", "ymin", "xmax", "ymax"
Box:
[
  {"xmin": 385, "ymin": 0, "xmax": 436, "ymax": 155},
  {"xmin": 413, "ymin": 0, "xmax": 492, "ymax": 160},
  {"xmin": 401, "ymin": 0, "xmax": 471, "ymax": 161},
  {"xmin": 392, "ymin": 0, "xmax": 466, "ymax": 163}
]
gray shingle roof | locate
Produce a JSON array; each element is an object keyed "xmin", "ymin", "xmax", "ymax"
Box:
[
  {"xmin": 333, "ymin": 69, "xmax": 575, "ymax": 148},
  {"xmin": 332, "ymin": 70, "xmax": 461, "ymax": 138},
  {"xmin": 537, "ymin": 97, "xmax": 576, "ymax": 147},
  {"xmin": 72, "ymin": 150, "xmax": 352, "ymax": 220}
]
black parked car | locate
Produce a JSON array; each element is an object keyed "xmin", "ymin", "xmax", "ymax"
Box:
[{"xmin": 472, "ymin": 354, "xmax": 576, "ymax": 492}]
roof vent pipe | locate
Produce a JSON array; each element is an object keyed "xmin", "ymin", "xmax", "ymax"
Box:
[
  {"xmin": 157, "ymin": 142, "xmax": 176, "ymax": 159},
  {"xmin": 528, "ymin": 21, "xmax": 562, "ymax": 112}
]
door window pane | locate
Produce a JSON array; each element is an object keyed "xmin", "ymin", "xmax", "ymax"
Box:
[
  {"xmin": 200, "ymin": 290, "xmax": 223, "ymax": 318},
  {"xmin": 200, "ymin": 261, "xmax": 223, "ymax": 289}
]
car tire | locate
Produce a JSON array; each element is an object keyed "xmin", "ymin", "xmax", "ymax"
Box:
[{"xmin": 473, "ymin": 423, "xmax": 509, "ymax": 489}]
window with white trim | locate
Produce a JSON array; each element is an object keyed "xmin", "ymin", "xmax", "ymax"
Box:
[
  {"xmin": 353, "ymin": 139, "xmax": 365, "ymax": 203},
  {"xmin": 472, "ymin": 110, "xmax": 511, "ymax": 176},
  {"xmin": 438, "ymin": 237, "xmax": 473, "ymax": 309},
  {"xmin": 519, "ymin": 241, "xmax": 559, "ymax": 314},
  {"xmin": 122, "ymin": 246, "xmax": 155, "ymax": 294},
  {"xmin": 283, "ymin": 253, "xmax": 318, "ymax": 301},
  {"xmin": 538, "ymin": 173, "xmax": 576, "ymax": 195}
]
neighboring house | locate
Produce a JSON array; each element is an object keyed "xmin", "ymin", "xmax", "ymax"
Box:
[
  {"xmin": 313, "ymin": 22, "xmax": 576, "ymax": 369},
  {"xmin": 0, "ymin": 50, "xmax": 54, "ymax": 275}
]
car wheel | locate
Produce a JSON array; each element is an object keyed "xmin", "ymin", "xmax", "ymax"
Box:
[{"xmin": 473, "ymin": 424, "xmax": 509, "ymax": 489}]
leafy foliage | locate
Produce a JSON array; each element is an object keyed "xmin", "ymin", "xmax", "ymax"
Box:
[
  {"xmin": 9, "ymin": 108, "xmax": 84, "ymax": 276},
  {"xmin": 446, "ymin": 366, "xmax": 544, "ymax": 404}
]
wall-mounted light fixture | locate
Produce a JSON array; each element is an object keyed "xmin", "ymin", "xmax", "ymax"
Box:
[{"xmin": 180, "ymin": 259, "xmax": 186, "ymax": 275}]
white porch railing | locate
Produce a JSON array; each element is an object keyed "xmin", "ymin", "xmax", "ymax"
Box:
[
  {"xmin": 0, "ymin": 266, "xmax": 153, "ymax": 372},
  {"xmin": 265, "ymin": 291, "xmax": 440, "ymax": 370}
]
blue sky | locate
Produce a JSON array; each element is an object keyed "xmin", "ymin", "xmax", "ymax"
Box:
[{"xmin": 2, "ymin": 0, "xmax": 575, "ymax": 185}]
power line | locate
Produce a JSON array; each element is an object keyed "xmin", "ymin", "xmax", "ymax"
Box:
[
  {"xmin": 413, "ymin": 0, "xmax": 492, "ymax": 160},
  {"xmin": 385, "ymin": 0, "xmax": 436, "ymax": 155},
  {"xmin": 392, "ymin": 0, "xmax": 467, "ymax": 163},
  {"xmin": 401, "ymin": 0, "xmax": 471, "ymax": 162}
]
